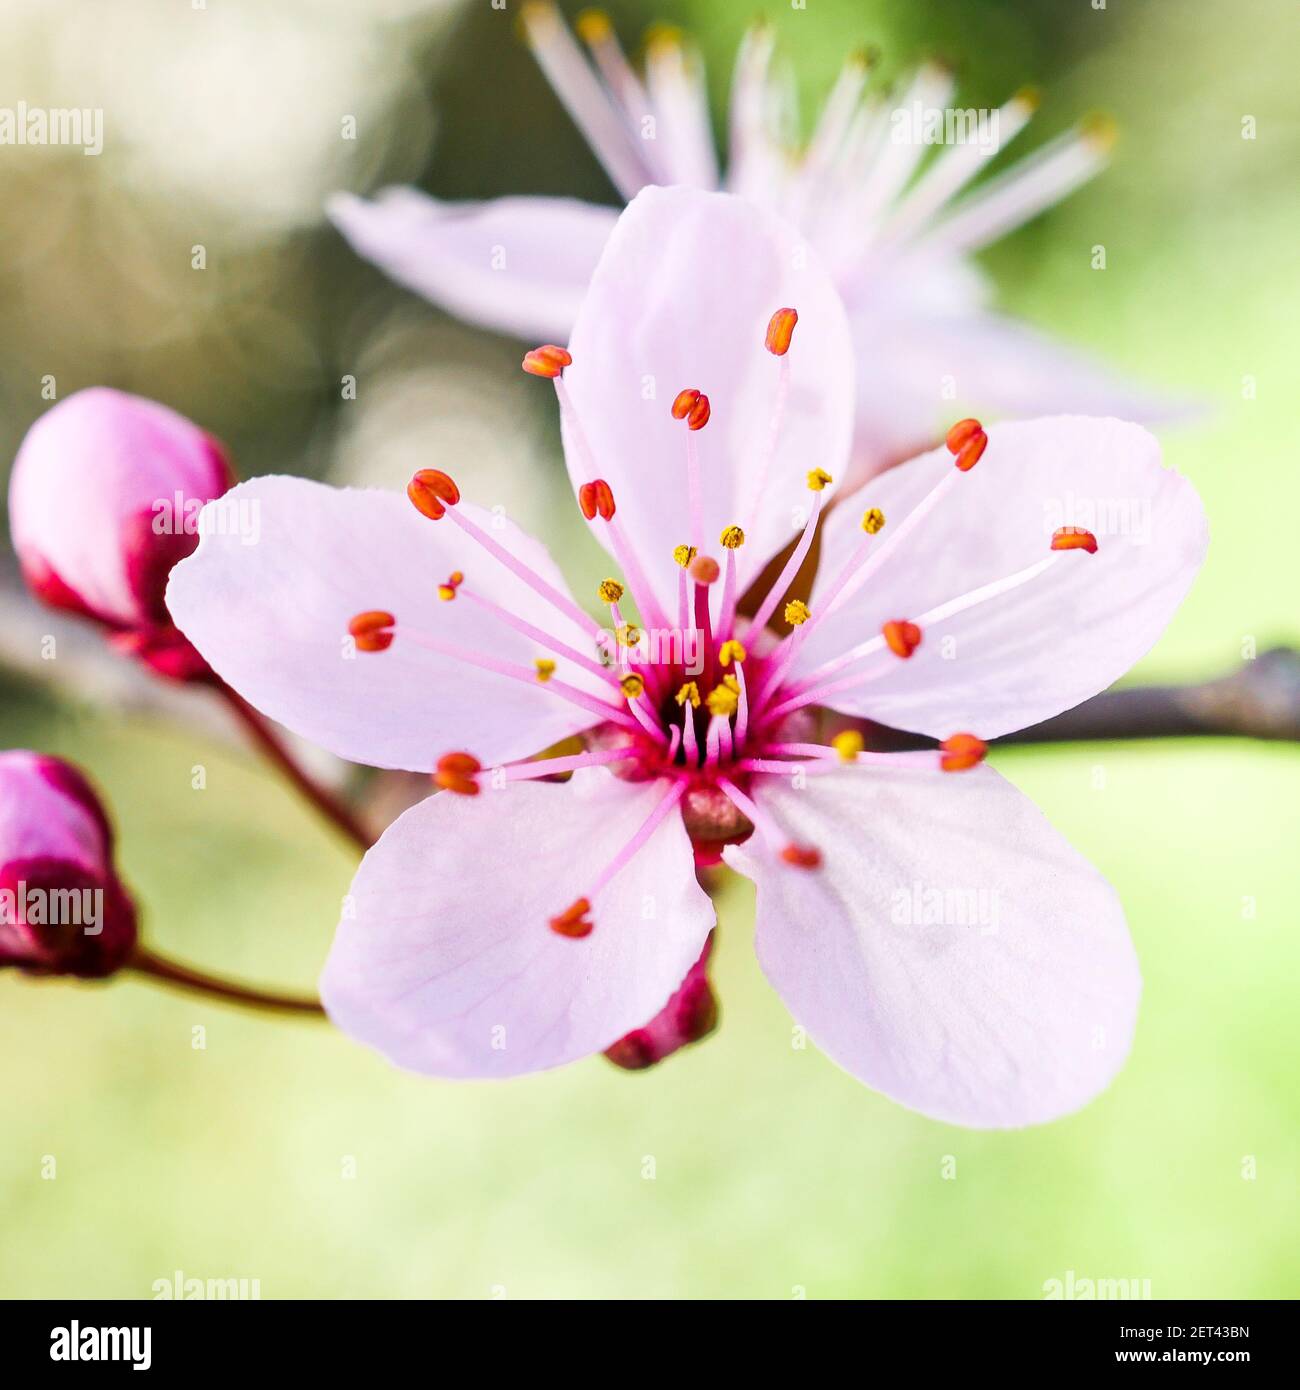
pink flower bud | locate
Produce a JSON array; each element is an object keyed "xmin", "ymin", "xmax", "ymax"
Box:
[
  {"xmin": 0, "ymin": 752, "xmax": 137, "ymax": 977},
  {"xmin": 8, "ymin": 388, "xmax": 233, "ymax": 681},
  {"xmin": 604, "ymin": 935, "xmax": 718, "ymax": 1071}
]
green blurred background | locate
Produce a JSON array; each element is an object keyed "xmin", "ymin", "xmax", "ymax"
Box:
[{"xmin": 1, "ymin": 0, "xmax": 1296, "ymax": 1298}]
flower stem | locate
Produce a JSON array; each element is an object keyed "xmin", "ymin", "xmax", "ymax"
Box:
[
  {"xmin": 128, "ymin": 945, "xmax": 324, "ymax": 1016},
  {"xmin": 216, "ymin": 684, "xmax": 373, "ymax": 851}
]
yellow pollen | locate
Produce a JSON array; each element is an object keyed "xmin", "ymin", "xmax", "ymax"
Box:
[
  {"xmin": 576, "ymin": 7, "xmax": 612, "ymax": 43},
  {"xmin": 706, "ymin": 684, "xmax": 739, "ymax": 718},
  {"xmin": 597, "ymin": 578, "xmax": 625, "ymax": 604},
  {"xmin": 784, "ymin": 600, "xmax": 811, "ymax": 627},
  {"xmin": 1080, "ymin": 110, "xmax": 1118, "ymax": 152},
  {"xmin": 644, "ymin": 22, "xmax": 683, "ymax": 53},
  {"xmin": 675, "ymin": 681, "xmax": 701, "ymax": 709},
  {"xmin": 718, "ymin": 639, "xmax": 746, "ymax": 667},
  {"xmin": 719, "ymin": 525, "xmax": 745, "ymax": 550},
  {"xmin": 722, "ymin": 674, "xmax": 740, "ymax": 695},
  {"xmin": 832, "ymin": 730, "xmax": 864, "ymax": 763},
  {"xmin": 862, "ymin": 507, "xmax": 886, "ymax": 535},
  {"xmin": 620, "ymin": 673, "xmax": 645, "ymax": 699},
  {"xmin": 617, "ymin": 624, "xmax": 642, "ymax": 647},
  {"xmin": 672, "ymin": 543, "xmax": 697, "ymax": 568},
  {"xmin": 534, "ymin": 659, "xmax": 557, "ymax": 683},
  {"xmin": 806, "ymin": 468, "xmax": 833, "ymax": 492}
]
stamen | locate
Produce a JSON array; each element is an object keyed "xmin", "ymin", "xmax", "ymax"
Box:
[
  {"xmin": 501, "ymin": 744, "xmax": 635, "ymax": 782},
  {"xmin": 348, "ymin": 610, "xmax": 395, "ymax": 653},
  {"xmin": 521, "ymin": 1, "xmax": 651, "ymax": 200},
  {"xmin": 535, "ymin": 659, "xmax": 557, "ymax": 683},
  {"xmin": 676, "ymin": 681, "xmax": 701, "ymax": 709},
  {"xmin": 620, "ymin": 673, "xmax": 644, "ymax": 698},
  {"xmin": 806, "ymin": 467, "xmax": 833, "ymax": 491},
  {"xmin": 578, "ymin": 478, "xmax": 616, "ymax": 520},
  {"xmin": 939, "ymin": 733, "xmax": 988, "ymax": 772},
  {"xmin": 672, "ymin": 387, "xmax": 711, "ymax": 431},
  {"xmin": 732, "ymin": 661, "xmax": 751, "ymax": 748},
  {"xmin": 398, "ymin": 624, "xmax": 637, "ymax": 730},
  {"xmin": 438, "ymin": 570, "xmax": 464, "ymax": 602},
  {"xmin": 689, "ymin": 556, "xmax": 718, "ymax": 687},
  {"xmin": 747, "ymin": 478, "xmax": 827, "ymax": 637},
  {"xmin": 598, "ymin": 578, "xmax": 625, "ymax": 604},
  {"xmin": 784, "ymin": 600, "xmax": 811, "ymax": 627},
  {"xmin": 946, "ymin": 417, "xmax": 988, "ymax": 472},
  {"xmin": 765, "ymin": 307, "xmax": 799, "ymax": 355},
  {"xmin": 719, "ymin": 639, "xmax": 746, "ymax": 667},
  {"xmin": 715, "ymin": 777, "xmax": 819, "ymax": 870},
  {"xmin": 406, "ymin": 468, "xmax": 460, "ymax": 521},
  {"xmin": 718, "ymin": 525, "xmax": 746, "ymax": 636},
  {"xmin": 862, "ymin": 507, "xmax": 886, "ymax": 534},
  {"xmin": 705, "ymin": 683, "xmax": 739, "ymax": 718},
  {"xmin": 882, "ymin": 619, "xmax": 923, "ymax": 659},
  {"xmin": 832, "ymin": 729, "xmax": 864, "ymax": 761},
  {"xmin": 677, "ymin": 680, "xmax": 701, "ymax": 766},
  {"xmin": 1051, "ymin": 526, "xmax": 1099, "ymax": 554},
  {"xmin": 414, "ymin": 481, "xmax": 600, "ymax": 640},
  {"xmin": 550, "ymin": 897, "xmax": 594, "ymax": 938},
  {"xmin": 743, "ymin": 313, "xmax": 794, "ymax": 538},
  {"xmin": 434, "ymin": 751, "xmax": 482, "ymax": 796},
  {"xmin": 522, "ymin": 343, "xmax": 573, "ymax": 378},
  {"xmin": 459, "ymin": 585, "xmax": 616, "ymax": 683}
]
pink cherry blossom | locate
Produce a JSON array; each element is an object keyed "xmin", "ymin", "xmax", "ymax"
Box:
[
  {"xmin": 169, "ymin": 187, "xmax": 1206, "ymax": 1126},
  {"xmin": 0, "ymin": 752, "xmax": 137, "ymax": 977},
  {"xmin": 9, "ymin": 387, "xmax": 233, "ymax": 681},
  {"xmin": 328, "ymin": 10, "xmax": 1189, "ymax": 485}
]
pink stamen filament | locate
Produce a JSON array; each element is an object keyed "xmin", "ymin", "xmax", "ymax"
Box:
[
  {"xmin": 715, "ymin": 777, "xmax": 786, "ymax": 855},
  {"xmin": 718, "ymin": 546, "xmax": 740, "ymax": 641},
  {"xmin": 555, "ymin": 376, "xmax": 670, "ymax": 633},
  {"xmin": 497, "ymin": 746, "xmax": 637, "ymax": 782},
  {"xmin": 733, "ymin": 661, "xmax": 751, "ymax": 749},
  {"xmin": 743, "ymin": 355, "xmax": 791, "ymax": 540},
  {"xmin": 397, "ymin": 627, "xmax": 639, "ymax": 731},
  {"xmin": 626, "ymin": 689, "xmax": 668, "ymax": 740},
  {"xmin": 459, "ymin": 586, "xmax": 615, "ymax": 684},
  {"xmin": 747, "ymin": 488, "xmax": 825, "ymax": 638},
  {"xmin": 685, "ymin": 430, "xmax": 704, "ymax": 552},
  {"xmin": 443, "ymin": 505, "xmax": 601, "ymax": 641},
  {"xmin": 587, "ymin": 780, "xmax": 688, "ymax": 902}
]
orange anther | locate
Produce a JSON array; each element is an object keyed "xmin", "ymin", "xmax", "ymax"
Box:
[
  {"xmin": 671, "ymin": 387, "xmax": 700, "ymax": 419},
  {"xmin": 687, "ymin": 393, "xmax": 711, "ymax": 430},
  {"xmin": 407, "ymin": 468, "xmax": 460, "ymax": 520},
  {"xmin": 348, "ymin": 610, "xmax": 395, "ymax": 653},
  {"xmin": 883, "ymin": 619, "xmax": 923, "ymax": 659},
  {"xmin": 939, "ymin": 733, "xmax": 988, "ymax": 773},
  {"xmin": 945, "ymin": 417, "xmax": 987, "ymax": 472},
  {"xmin": 434, "ymin": 751, "xmax": 482, "ymax": 796},
  {"xmin": 438, "ymin": 570, "xmax": 464, "ymax": 602},
  {"xmin": 550, "ymin": 896, "xmax": 594, "ymax": 938},
  {"xmin": 1051, "ymin": 526, "xmax": 1099, "ymax": 554},
  {"xmin": 522, "ymin": 344, "xmax": 572, "ymax": 378},
  {"xmin": 578, "ymin": 478, "xmax": 616, "ymax": 521},
  {"xmin": 765, "ymin": 307, "xmax": 798, "ymax": 355},
  {"xmin": 780, "ymin": 844, "xmax": 822, "ymax": 870}
]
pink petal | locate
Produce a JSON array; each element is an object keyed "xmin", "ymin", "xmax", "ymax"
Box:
[
  {"xmin": 562, "ymin": 186, "xmax": 855, "ymax": 618},
  {"xmin": 724, "ymin": 764, "xmax": 1140, "ymax": 1127},
  {"xmin": 167, "ymin": 476, "xmax": 610, "ymax": 771},
  {"xmin": 321, "ymin": 771, "xmax": 715, "ymax": 1078},
  {"xmin": 799, "ymin": 416, "xmax": 1207, "ymax": 739},
  {"xmin": 327, "ymin": 189, "xmax": 616, "ymax": 342}
]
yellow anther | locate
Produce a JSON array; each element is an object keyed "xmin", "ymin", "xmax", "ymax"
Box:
[
  {"xmin": 1080, "ymin": 111, "xmax": 1118, "ymax": 152},
  {"xmin": 672, "ymin": 543, "xmax": 697, "ymax": 568},
  {"xmin": 534, "ymin": 659, "xmax": 557, "ymax": 683},
  {"xmin": 620, "ymin": 673, "xmax": 645, "ymax": 698},
  {"xmin": 706, "ymin": 684, "xmax": 739, "ymax": 718},
  {"xmin": 718, "ymin": 639, "xmax": 746, "ymax": 667},
  {"xmin": 597, "ymin": 578, "xmax": 625, "ymax": 604},
  {"xmin": 722, "ymin": 674, "xmax": 740, "ymax": 695},
  {"xmin": 831, "ymin": 730, "xmax": 864, "ymax": 763},
  {"xmin": 617, "ymin": 624, "xmax": 642, "ymax": 647},
  {"xmin": 719, "ymin": 525, "xmax": 745, "ymax": 550},
  {"xmin": 437, "ymin": 569, "xmax": 464, "ymax": 601},
  {"xmin": 806, "ymin": 468, "xmax": 833, "ymax": 492},
  {"xmin": 862, "ymin": 507, "xmax": 886, "ymax": 535},
  {"xmin": 675, "ymin": 681, "xmax": 701, "ymax": 709},
  {"xmin": 645, "ymin": 22, "xmax": 683, "ymax": 52},
  {"xmin": 576, "ymin": 7, "xmax": 612, "ymax": 43},
  {"xmin": 784, "ymin": 599, "xmax": 811, "ymax": 627}
]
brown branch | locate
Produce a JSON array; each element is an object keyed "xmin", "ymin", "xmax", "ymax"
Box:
[{"xmin": 129, "ymin": 945, "xmax": 325, "ymax": 1016}]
